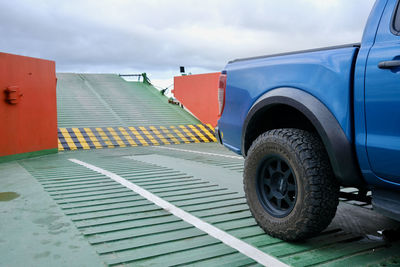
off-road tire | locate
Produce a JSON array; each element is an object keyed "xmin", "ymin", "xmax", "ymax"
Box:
[{"xmin": 244, "ymin": 128, "xmax": 339, "ymax": 241}]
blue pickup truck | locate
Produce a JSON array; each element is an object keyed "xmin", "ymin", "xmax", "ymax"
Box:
[{"xmin": 216, "ymin": 0, "xmax": 400, "ymax": 241}]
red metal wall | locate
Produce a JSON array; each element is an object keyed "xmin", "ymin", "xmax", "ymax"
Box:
[
  {"xmin": 0, "ymin": 52, "xmax": 57, "ymax": 157},
  {"xmin": 173, "ymin": 72, "xmax": 220, "ymax": 127}
]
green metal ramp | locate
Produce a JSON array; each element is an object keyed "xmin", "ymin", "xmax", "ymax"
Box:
[
  {"xmin": 1, "ymin": 143, "xmax": 398, "ymax": 266},
  {"xmin": 56, "ymin": 73, "xmax": 198, "ymax": 128}
]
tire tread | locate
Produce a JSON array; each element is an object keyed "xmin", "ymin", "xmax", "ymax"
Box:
[{"xmin": 244, "ymin": 128, "xmax": 339, "ymax": 241}]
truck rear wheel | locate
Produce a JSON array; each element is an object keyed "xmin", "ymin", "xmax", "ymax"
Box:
[{"xmin": 244, "ymin": 128, "xmax": 339, "ymax": 241}]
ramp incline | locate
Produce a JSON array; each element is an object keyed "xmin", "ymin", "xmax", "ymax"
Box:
[
  {"xmin": 57, "ymin": 73, "xmax": 199, "ymax": 128},
  {"xmin": 56, "ymin": 74, "xmax": 211, "ymax": 150}
]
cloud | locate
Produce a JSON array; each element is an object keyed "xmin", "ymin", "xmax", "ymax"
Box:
[{"xmin": 0, "ymin": 0, "xmax": 375, "ymax": 78}]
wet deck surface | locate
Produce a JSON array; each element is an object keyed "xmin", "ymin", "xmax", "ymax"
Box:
[{"xmin": 2, "ymin": 143, "xmax": 400, "ymax": 266}]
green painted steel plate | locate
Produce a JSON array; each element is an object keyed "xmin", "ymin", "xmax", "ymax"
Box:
[{"xmin": 1, "ymin": 143, "xmax": 400, "ymax": 266}]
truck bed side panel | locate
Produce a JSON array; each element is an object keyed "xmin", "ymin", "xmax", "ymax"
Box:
[{"xmin": 219, "ymin": 47, "xmax": 359, "ymax": 154}]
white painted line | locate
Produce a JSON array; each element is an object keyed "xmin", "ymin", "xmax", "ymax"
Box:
[
  {"xmin": 152, "ymin": 146, "xmax": 243, "ymax": 159},
  {"xmin": 69, "ymin": 158, "xmax": 288, "ymax": 267}
]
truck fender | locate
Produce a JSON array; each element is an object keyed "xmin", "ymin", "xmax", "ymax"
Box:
[{"xmin": 242, "ymin": 87, "xmax": 364, "ymax": 187}]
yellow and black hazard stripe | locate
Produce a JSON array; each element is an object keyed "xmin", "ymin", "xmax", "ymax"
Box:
[{"xmin": 58, "ymin": 124, "xmax": 216, "ymax": 151}]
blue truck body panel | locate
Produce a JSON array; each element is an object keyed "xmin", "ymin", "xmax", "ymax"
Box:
[
  {"xmin": 353, "ymin": 0, "xmax": 388, "ymax": 189},
  {"xmin": 354, "ymin": 0, "xmax": 400, "ymax": 190},
  {"xmin": 218, "ymin": 0, "xmax": 400, "ymax": 199},
  {"xmin": 220, "ymin": 47, "xmax": 358, "ymax": 154}
]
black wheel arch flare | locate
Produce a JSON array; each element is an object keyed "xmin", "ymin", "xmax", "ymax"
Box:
[{"xmin": 241, "ymin": 87, "xmax": 364, "ymax": 187}]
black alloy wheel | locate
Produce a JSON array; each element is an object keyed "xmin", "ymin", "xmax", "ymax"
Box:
[{"xmin": 256, "ymin": 155, "xmax": 297, "ymax": 218}]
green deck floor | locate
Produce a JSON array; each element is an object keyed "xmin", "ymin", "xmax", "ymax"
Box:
[
  {"xmin": 1, "ymin": 143, "xmax": 400, "ymax": 266},
  {"xmin": 56, "ymin": 73, "xmax": 199, "ymax": 128},
  {"xmin": 0, "ymin": 161, "xmax": 102, "ymax": 266}
]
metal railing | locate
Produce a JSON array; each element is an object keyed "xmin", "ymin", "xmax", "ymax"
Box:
[{"xmin": 119, "ymin": 73, "xmax": 151, "ymax": 85}]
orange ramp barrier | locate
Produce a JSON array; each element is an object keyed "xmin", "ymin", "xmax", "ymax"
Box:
[
  {"xmin": 0, "ymin": 52, "xmax": 57, "ymax": 162},
  {"xmin": 173, "ymin": 72, "xmax": 220, "ymax": 127}
]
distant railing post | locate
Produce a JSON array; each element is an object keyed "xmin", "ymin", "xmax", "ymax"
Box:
[{"xmin": 142, "ymin": 73, "xmax": 151, "ymax": 85}]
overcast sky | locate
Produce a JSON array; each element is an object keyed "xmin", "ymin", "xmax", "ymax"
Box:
[{"xmin": 1, "ymin": 0, "xmax": 375, "ymax": 81}]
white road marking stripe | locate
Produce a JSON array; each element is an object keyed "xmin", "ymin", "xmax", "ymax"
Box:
[
  {"xmin": 69, "ymin": 158, "xmax": 288, "ymax": 267},
  {"xmin": 152, "ymin": 146, "xmax": 243, "ymax": 159}
]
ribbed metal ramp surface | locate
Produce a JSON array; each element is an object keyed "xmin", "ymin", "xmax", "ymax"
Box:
[
  {"xmin": 56, "ymin": 73, "xmax": 198, "ymax": 128},
  {"xmin": 18, "ymin": 144, "xmax": 400, "ymax": 267}
]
